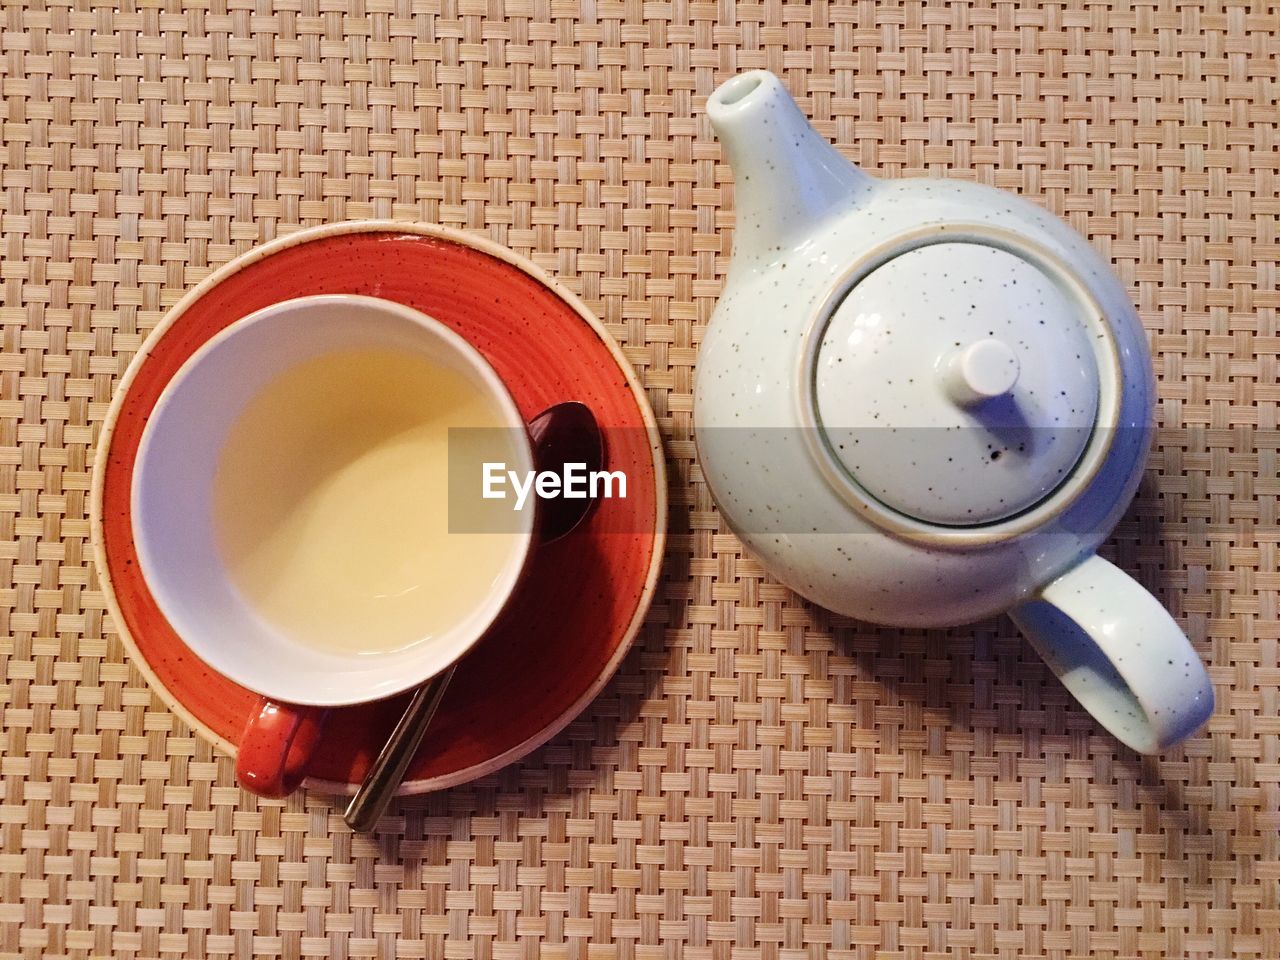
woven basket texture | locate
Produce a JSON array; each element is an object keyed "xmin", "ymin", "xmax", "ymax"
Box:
[{"xmin": 1, "ymin": 1, "xmax": 1278, "ymax": 958}]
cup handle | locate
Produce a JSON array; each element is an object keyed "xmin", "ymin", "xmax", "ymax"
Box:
[
  {"xmin": 235, "ymin": 699, "xmax": 330, "ymax": 798},
  {"xmin": 1009, "ymin": 553, "xmax": 1213, "ymax": 754}
]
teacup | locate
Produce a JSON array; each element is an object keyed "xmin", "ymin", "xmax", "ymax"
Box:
[{"xmin": 132, "ymin": 294, "xmax": 540, "ymax": 797}]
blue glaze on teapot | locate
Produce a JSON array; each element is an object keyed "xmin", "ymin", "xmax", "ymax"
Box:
[{"xmin": 695, "ymin": 70, "xmax": 1212, "ymax": 754}]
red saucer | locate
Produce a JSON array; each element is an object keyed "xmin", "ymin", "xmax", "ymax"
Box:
[{"xmin": 91, "ymin": 222, "xmax": 666, "ymax": 794}]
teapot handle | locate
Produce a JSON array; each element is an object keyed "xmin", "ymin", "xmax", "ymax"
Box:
[{"xmin": 1009, "ymin": 554, "xmax": 1213, "ymax": 754}]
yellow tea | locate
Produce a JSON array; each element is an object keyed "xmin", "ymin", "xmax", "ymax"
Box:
[{"xmin": 212, "ymin": 349, "xmax": 522, "ymax": 655}]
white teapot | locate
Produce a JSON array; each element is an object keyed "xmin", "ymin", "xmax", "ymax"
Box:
[{"xmin": 695, "ymin": 71, "xmax": 1213, "ymax": 753}]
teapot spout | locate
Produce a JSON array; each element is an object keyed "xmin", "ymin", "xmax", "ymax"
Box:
[{"xmin": 707, "ymin": 71, "xmax": 874, "ymax": 267}]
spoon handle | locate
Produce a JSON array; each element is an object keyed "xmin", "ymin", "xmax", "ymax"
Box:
[
  {"xmin": 342, "ymin": 663, "xmax": 457, "ymax": 832},
  {"xmin": 343, "ymin": 401, "xmax": 603, "ymax": 832}
]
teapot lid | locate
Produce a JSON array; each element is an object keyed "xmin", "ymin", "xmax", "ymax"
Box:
[{"xmin": 811, "ymin": 238, "xmax": 1106, "ymax": 526}]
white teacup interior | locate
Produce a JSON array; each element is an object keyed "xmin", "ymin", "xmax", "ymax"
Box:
[{"xmin": 132, "ymin": 295, "xmax": 535, "ymax": 706}]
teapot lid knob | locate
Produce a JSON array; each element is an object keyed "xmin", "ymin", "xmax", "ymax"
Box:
[
  {"xmin": 809, "ymin": 238, "xmax": 1109, "ymax": 526},
  {"xmin": 943, "ymin": 338, "xmax": 1020, "ymax": 407}
]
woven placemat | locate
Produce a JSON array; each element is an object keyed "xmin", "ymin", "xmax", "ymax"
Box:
[{"xmin": 2, "ymin": 1, "xmax": 1277, "ymax": 958}]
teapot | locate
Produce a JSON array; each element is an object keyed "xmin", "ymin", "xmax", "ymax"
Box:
[{"xmin": 695, "ymin": 70, "xmax": 1213, "ymax": 753}]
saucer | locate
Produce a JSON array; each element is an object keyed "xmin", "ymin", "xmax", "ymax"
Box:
[{"xmin": 91, "ymin": 221, "xmax": 667, "ymax": 795}]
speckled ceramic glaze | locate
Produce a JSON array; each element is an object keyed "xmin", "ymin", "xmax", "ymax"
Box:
[
  {"xmin": 91, "ymin": 221, "xmax": 667, "ymax": 795},
  {"xmin": 695, "ymin": 70, "xmax": 1213, "ymax": 754}
]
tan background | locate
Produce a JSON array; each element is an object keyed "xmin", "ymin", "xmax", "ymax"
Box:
[{"xmin": 2, "ymin": 0, "xmax": 1278, "ymax": 957}]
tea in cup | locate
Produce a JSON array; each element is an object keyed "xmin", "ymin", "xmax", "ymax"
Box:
[{"xmin": 132, "ymin": 294, "xmax": 537, "ymax": 795}]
